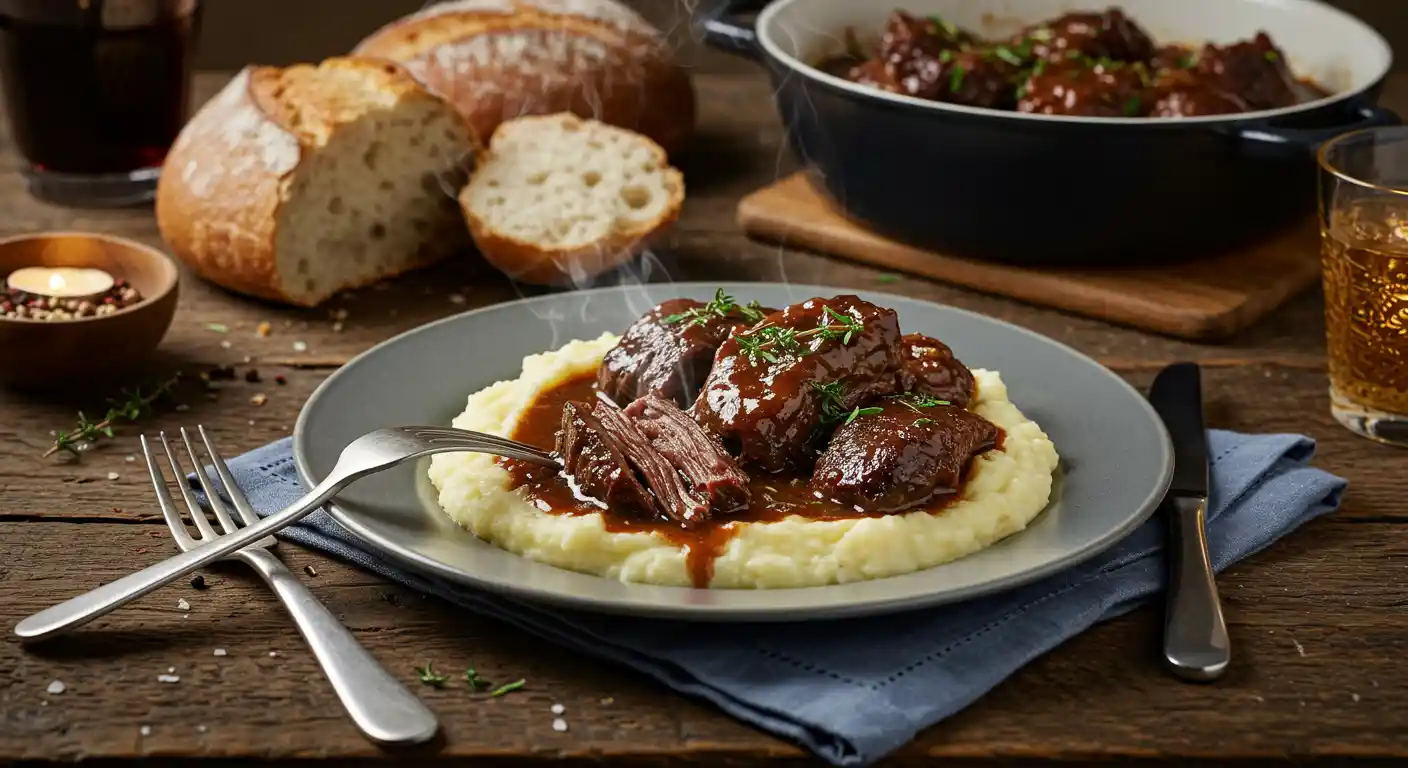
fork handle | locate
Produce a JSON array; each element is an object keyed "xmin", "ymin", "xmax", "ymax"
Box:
[
  {"xmin": 236, "ymin": 548, "xmax": 439, "ymax": 744},
  {"xmin": 13, "ymin": 483, "xmax": 337, "ymax": 641}
]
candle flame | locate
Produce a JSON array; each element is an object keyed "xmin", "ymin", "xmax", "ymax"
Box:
[{"xmin": 48, "ymin": 273, "xmax": 66, "ymax": 292}]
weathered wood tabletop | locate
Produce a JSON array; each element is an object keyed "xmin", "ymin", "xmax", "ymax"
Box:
[{"xmin": 3, "ymin": 65, "xmax": 1407, "ymax": 766}]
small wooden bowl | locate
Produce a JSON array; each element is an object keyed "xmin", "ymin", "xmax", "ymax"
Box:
[{"xmin": 0, "ymin": 232, "xmax": 179, "ymax": 389}]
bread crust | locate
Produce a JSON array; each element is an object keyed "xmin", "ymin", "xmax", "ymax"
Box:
[
  {"xmin": 155, "ymin": 57, "xmax": 480, "ymax": 307},
  {"xmin": 354, "ymin": 0, "xmax": 696, "ymax": 155},
  {"xmin": 459, "ymin": 114, "xmax": 685, "ymax": 286}
]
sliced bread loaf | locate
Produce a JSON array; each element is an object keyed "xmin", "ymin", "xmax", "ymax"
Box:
[
  {"xmin": 459, "ymin": 113, "xmax": 684, "ymax": 285},
  {"xmin": 156, "ymin": 57, "xmax": 481, "ymax": 307}
]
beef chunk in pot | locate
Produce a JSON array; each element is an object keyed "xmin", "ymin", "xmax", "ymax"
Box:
[
  {"xmin": 811, "ymin": 401, "xmax": 1000, "ymax": 513},
  {"xmin": 693, "ymin": 295, "xmax": 904, "ymax": 474},
  {"xmin": 624, "ymin": 393, "xmax": 750, "ymax": 515},
  {"xmin": 556, "ymin": 398, "xmax": 710, "ymax": 526},
  {"xmin": 597, "ymin": 295, "xmax": 769, "ymax": 408},
  {"xmin": 1148, "ymin": 69, "xmax": 1248, "ymax": 117},
  {"xmin": 1017, "ymin": 59, "xmax": 1148, "ymax": 117},
  {"xmin": 897, "ymin": 334, "xmax": 976, "ymax": 408},
  {"xmin": 1194, "ymin": 32, "xmax": 1298, "ymax": 110},
  {"xmin": 1016, "ymin": 8, "xmax": 1155, "ymax": 64},
  {"xmin": 878, "ymin": 10, "xmax": 975, "ymax": 68}
]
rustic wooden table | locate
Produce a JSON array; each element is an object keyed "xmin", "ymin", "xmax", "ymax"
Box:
[{"xmin": 3, "ymin": 69, "xmax": 1407, "ymax": 767}]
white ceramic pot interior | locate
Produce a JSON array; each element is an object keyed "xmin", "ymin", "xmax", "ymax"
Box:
[{"xmin": 757, "ymin": 0, "xmax": 1393, "ymax": 122}]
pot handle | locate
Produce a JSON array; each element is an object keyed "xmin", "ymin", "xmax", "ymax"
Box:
[
  {"xmin": 700, "ymin": 0, "xmax": 770, "ymax": 61},
  {"xmin": 1229, "ymin": 103, "xmax": 1402, "ymax": 152}
]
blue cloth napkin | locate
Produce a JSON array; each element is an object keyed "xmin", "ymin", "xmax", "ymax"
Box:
[{"xmin": 196, "ymin": 430, "xmax": 1345, "ymax": 766}]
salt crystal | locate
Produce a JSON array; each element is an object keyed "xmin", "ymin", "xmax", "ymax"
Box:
[
  {"xmin": 551, "ymin": 718, "xmax": 568, "ymax": 732},
  {"xmin": 197, "ymin": 724, "xmax": 208, "ymax": 733},
  {"xmin": 157, "ymin": 674, "xmax": 180, "ymax": 683},
  {"xmin": 599, "ymin": 696, "xmax": 614, "ymax": 705},
  {"xmin": 175, "ymin": 404, "xmax": 190, "ymax": 413},
  {"xmin": 139, "ymin": 725, "xmax": 152, "ymax": 737},
  {"xmin": 167, "ymin": 666, "xmax": 175, "ymax": 674},
  {"xmin": 550, "ymin": 703, "xmax": 565, "ymax": 715},
  {"xmin": 269, "ymin": 651, "xmax": 279, "ymax": 657},
  {"xmin": 46, "ymin": 680, "xmax": 65, "ymax": 694},
  {"xmin": 331, "ymin": 322, "xmax": 343, "ymax": 333},
  {"xmin": 1353, "ymin": 693, "xmax": 1361, "ymax": 702},
  {"xmin": 107, "ymin": 472, "xmax": 120, "ymax": 481},
  {"xmin": 292, "ymin": 341, "xmax": 308, "ymax": 352},
  {"xmin": 177, "ymin": 598, "xmax": 190, "ymax": 611},
  {"xmin": 220, "ymin": 340, "xmax": 232, "ymax": 349},
  {"xmin": 213, "ymin": 648, "xmax": 227, "ymax": 657},
  {"xmin": 125, "ymin": 455, "xmax": 136, "ymax": 463},
  {"xmin": 449, "ymin": 294, "xmax": 466, "ymax": 305}
]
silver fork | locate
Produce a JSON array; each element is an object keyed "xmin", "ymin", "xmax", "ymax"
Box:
[
  {"xmin": 144, "ymin": 427, "xmax": 438, "ymax": 745},
  {"xmin": 14, "ymin": 425, "xmax": 557, "ymax": 640}
]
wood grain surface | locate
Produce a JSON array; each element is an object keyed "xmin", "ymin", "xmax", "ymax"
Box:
[
  {"xmin": 2, "ymin": 67, "xmax": 1407, "ymax": 767},
  {"xmin": 737, "ymin": 174, "xmax": 1323, "ymax": 341}
]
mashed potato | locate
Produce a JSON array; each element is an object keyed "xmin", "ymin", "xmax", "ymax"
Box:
[{"xmin": 427, "ymin": 333, "xmax": 1060, "ymax": 589}]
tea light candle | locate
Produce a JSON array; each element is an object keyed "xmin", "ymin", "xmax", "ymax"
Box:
[{"xmin": 6, "ymin": 266, "xmax": 115, "ymax": 299}]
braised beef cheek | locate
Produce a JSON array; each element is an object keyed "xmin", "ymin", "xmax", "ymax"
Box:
[
  {"xmin": 1017, "ymin": 59, "xmax": 1148, "ymax": 117},
  {"xmin": 1017, "ymin": 9, "xmax": 1155, "ymax": 64},
  {"xmin": 623, "ymin": 393, "xmax": 750, "ymax": 515},
  {"xmin": 692, "ymin": 295, "xmax": 904, "ymax": 474},
  {"xmin": 897, "ymin": 333, "xmax": 976, "ymax": 408},
  {"xmin": 557, "ymin": 398, "xmax": 711, "ymax": 526},
  {"xmin": 597, "ymin": 298, "xmax": 768, "ymax": 408},
  {"xmin": 557, "ymin": 400, "xmax": 657, "ymax": 519},
  {"xmin": 1194, "ymin": 32, "xmax": 1298, "ymax": 110},
  {"xmin": 811, "ymin": 403, "xmax": 1000, "ymax": 513},
  {"xmin": 1148, "ymin": 68, "xmax": 1248, "ymax": 117}
]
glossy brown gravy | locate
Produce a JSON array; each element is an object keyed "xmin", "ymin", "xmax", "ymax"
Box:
[{"xmin": 500, "ymin": 370, "xmax": 1004, "ymax": 587}]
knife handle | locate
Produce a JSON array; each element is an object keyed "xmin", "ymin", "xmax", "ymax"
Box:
[{"xmin": 1163, "ymin": 496, "xmax": 1230, "ymax": 681}]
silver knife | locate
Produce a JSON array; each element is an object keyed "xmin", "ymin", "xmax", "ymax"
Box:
[{"xmin": 1148, "ymin": 362, "xmax": 1230, "ymax": 682}]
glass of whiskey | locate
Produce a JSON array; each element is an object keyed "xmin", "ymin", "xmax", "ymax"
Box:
[{"xmin": 1319, "ymin": 127, "xmax": 1408, "ymax": 446}]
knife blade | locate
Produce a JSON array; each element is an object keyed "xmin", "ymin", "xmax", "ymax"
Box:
[{"xmin": 1148, "ymin": 362, "xmax": 1230, "ymax": 682}]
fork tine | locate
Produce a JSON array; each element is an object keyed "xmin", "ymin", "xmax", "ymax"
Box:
[
  {"xmin": 160, "ymin": 432, "xmax": 220, "ymax": 540},
  {"xmin": 198, "ymin": 425, "xmax": 261, "ymax": 529},
  {"xmin": 180, "ymin": 428, "xmax": 241, "ymax": 535},
  {"xmin": 141, "ymin": 435, "xmax": 197, "ymax": 550}
]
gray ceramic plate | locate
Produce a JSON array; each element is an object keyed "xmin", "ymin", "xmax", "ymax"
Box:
[{"xmin": 294, "ymin": 283, "xmax": 1173, "ymax": 621}]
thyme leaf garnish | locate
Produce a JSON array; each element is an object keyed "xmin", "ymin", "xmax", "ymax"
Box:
[
  {"xmin": 45, "ymin": 374, "xmax": 182, "ymax": 458},
  {"xmin": 415, "ymin": 662, "xmax": 449, "ymax": 687},
  {"xmin": 488, "ymin": 679, "xmax": 526, "ymax": 697},
  {"xmin": 888, "ymin": 392, "xmax": 952, "ymax": 413},
  {"xmin": 661, "ymin": 288, "xmax": 766, "ymax": 328},
  {"xmin": 811, "ymin": 380, "xmax": 883, "ymax": 426},
  {"xmin": 734, "ymin": 306, "xmax": 865, "ymax": 365}
]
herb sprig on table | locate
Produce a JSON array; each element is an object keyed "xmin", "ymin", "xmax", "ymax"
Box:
[
  {"xmin": 44, "ymin": 374, "xmax": 181, "ymax": 458},
  {"xmin": 661, "ymin": 289, "xmax": 766, "ymax": 328},
  {"xmin": 415, "ymin": 662, "xmax": 450, "ymax": 688},
  {"xmin": 736, "ymin": 306, "xmax": 864, "ymax": 364}
]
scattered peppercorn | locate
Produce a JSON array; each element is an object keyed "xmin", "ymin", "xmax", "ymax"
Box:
[
  {"xmin": 244, "ymin": 369, "xmax": 261, "ymax": 383},
  {"xmin": 191, "ymin": 575, "xmax": 207, "ymax": 589}
]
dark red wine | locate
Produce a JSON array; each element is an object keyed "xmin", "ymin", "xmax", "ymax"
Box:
[{"xmin": 0, "ymin": 0, "xmax": 200, "ymax": 175}]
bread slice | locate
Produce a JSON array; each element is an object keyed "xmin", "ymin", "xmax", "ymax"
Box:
[
  {"xmin": 156, "ymin": 57, "xmax": 480, "ymax": 307},
  {"xmin": 353, "ymin": 0, "xmax": 696, "ymax": 155},
  {"xmin": 460, "ymin": 113, "xmax": 683, "ymax": 285}
]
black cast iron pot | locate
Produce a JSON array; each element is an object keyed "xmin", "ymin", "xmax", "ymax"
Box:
[{"xmin": 701, "ymin": 0, "xmax": 1399, "ymax": 265}]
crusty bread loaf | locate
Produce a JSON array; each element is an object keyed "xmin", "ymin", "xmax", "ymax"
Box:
[
  {"xmin": 460, "ymin": 113, "xmax": 683, "ymax": 285},
  {"xmin": 156, "ymin": 57, "xmax": 480, "ymax": 307},
  {"xmin": 353, "ymin": 0, "xmax": 695, "ymax": 155}
]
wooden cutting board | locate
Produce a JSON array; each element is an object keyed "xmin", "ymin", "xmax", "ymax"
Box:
[{"xmin": 737, "ymin": 173, "xmax": 1322, "ymax": 341}]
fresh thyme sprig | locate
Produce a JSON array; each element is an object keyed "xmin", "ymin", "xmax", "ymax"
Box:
[
  {"xmin": 735, "ymin": 306, "xmax": 864, "ymax": 365},
  {"xmin": 44, "ymin": 374, "xmax": 182, "ymax": 458},
  {"xmin": 415, "ymin": 662, "xmax": 450, "ymax": 688},
  {"xmin": 889, "ymin": 392, "xmax": 952, "ymax": 414},
  {"xmin": 661, "ymin": 288, "xmax": 766, "ymax": 328},
  {"xmin": 464, "ymin": 667, "xmax": 488, "ymax": 692},
  {"xmin": 488, "ymin": 679, "xmax": 526, "ymax": 697},
  {"xmin": 811, "ymin": 380, "xmax": 883, "ymax": 426}
]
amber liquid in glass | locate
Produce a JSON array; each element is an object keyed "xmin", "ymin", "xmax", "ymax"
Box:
[{"xmin": 1322, "ymin": 200, "xmax": 1408, "ymax": 415}]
